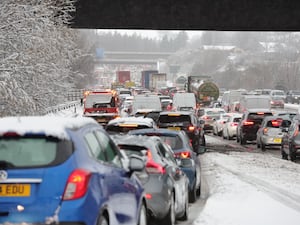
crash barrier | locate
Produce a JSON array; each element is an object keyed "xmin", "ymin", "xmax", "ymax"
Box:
[
  {"xmin": 66, "ymin": 89, "xmax": 85, "ymax": 101},
  {"xmin": 284, "ymin": 103, "xmax": 300, "ymax": 113},
  {"xmin": 45, "ymin": 100, "xmax": 81, "ymax": 115}
]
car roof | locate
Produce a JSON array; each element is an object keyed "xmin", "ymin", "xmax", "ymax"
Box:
[
  {"xmin": 159, "ymin": 111, "xmax": 194, "ymax": 116},
  {"xmin": 246, "ymin": 108, "xmax": 273, "ymax": 113},
  {"xmin": 112, "ymin": 134, "xmax": 161, "ymax": 147},
  {"xmin": 128, "ymin": 128, "xmax": 184, "ymax": 137},
  {"xmin": 107, "ymin": 116, "xmax": 155, "ymax": 126},
  {"xmin": 0, "ymin": 116, "xmax": 98, "ymax": 140}
]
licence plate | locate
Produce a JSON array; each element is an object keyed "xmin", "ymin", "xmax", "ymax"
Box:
[
  {"xmin": 97, "ymin": 118, "xmax": 107, "ymax": 122},
  {"xmin": 168, "ymin": 127, "xmax": 180, "ymax": 131},
  {"xmin": 273, "ymin": 138, "xmax": 282, "ymax": 143},
  {"xmin": 0, "ymin": 184, "xmax": 31, "ymax": 197}
]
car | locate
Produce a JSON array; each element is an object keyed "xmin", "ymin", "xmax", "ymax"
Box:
[
  {"xmin": 199, "ymin": 108, "xmax": 226, "ymax": 132},
  {"xmin": 281, "ymin": 118, "xmax": 300, "ymax": 161},
  {"xmin": 212, "ymin": 113, "xmax": 235, "ymax": 136},
  {"xmin": 157, "ymin": 111, "xmax": 206, "ymax": 153},
  {"xmin": 0, "ymin": 116, "xmax": 148, "ymax": 225},
  {"xmin": 270, "ymin": 96, "xmax": 285, "ymax": 109},
  {"xmin": 112, "ymin": 134, "xmax": 190, "ymax": 225},
  {"xmin": 256, "ymin": 116, "xmax": 292, "ymax": 151},
  {"xmin": 128, "ymin": 128, "xmax": 202, "ymax": 203},
  {"xmin": 105, "ymin": 116, "xmax": 157, "ymax": 134},
  {"xmin": 285, "ymin": 90, "xmax": 300, "ymax": 104},
  {"xmin": 222, "ymin": 113, "xmax": 242, "ymax": 140},
  {"xmin": 236, "ymin": 109, "xmax": 273, "ymax": 145}
]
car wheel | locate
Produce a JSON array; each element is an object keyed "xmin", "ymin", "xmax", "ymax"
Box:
[
  {"xmin": 217, "ymin": 130, "xmax": 222, "ymax": 136},
  {"xmin": 236, "ymin": 133, "xmax": 240, "ymax": 143},
  {"xmin": 189, "ymin": 182, "xmax": 197, "ymax": 203},
  {"xmin": 290, "ymin": 146, "xmax": 297, "ymax": 162},
  {"xmin": 281, "ymin": 146, "xmax": 288, "ymax": 160},
  {"xmin": 261, "ymin": 142, "xmax": 266, "ymax": 151},
  {"xmin": 138, "ymin": 202, "xmax": 148, "ymax": 225},
  {"xmin": 196, "ymin": 182, "xmax": 201, "ymax": 197},
  {"xmin": 97, "ymin": 215, "xmax": 109, "ymax": 225},
  {"xmin": 162, "ymin": 194, "xmax": 175, "ymax": 225},
  {"xmin": 240, "ymin": 135, "xmax": 246, "ymax": 145},
  {"xmin": 178, "ymin": 192, "xmax": 189, "ymax": 221}
]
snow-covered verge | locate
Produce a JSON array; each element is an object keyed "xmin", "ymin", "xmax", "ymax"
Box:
[{"xmin": 194, "ymin": 151, "xmax": 300, "ymax": 225}]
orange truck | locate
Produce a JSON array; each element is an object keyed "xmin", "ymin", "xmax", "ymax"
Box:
[{"xmin": 83, "ymin": 90, "xmax": 119, "ymax": 126}]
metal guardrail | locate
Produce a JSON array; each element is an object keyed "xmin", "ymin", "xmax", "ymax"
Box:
[{"xmin": 45, "ymin": 100, "xmax": 81, "ymax": 115}]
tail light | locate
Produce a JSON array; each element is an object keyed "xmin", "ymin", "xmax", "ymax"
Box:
[
  {"xmin": 294, "ymin": 127, "xmax": 299, "ymax": 137},
  {"xmin": 188, "ymin": 126, "xmax": 195, "ymax": 131},
  {"xmin": 63, "ymin": 169, "xmax": 91, "ymax": 200},
  {"xmin": 145, "ymin": 150, "xmax": 166, "ymax": 174},
  {"xmin": 243, "ymin": 121, "xmax": 254, "ymax": 126},
  {"xmin": 202, "ymin": 116, "xmax": 211, "ymax": 120},
  {"xmin": 230, "ymin": 122, "xmax": 238, "ymax": 127},
  {"xmin": 263, "ymin": 128, "xmax": 269, "ymax": 135},
  {"xmin": 174, "ymin": 151, "xmax": 191, "ymax": 159}
]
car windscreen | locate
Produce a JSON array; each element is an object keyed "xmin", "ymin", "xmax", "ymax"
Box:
[{"xmin": 0, "ymin": 136, "xmax": 73, "ymax": 168}]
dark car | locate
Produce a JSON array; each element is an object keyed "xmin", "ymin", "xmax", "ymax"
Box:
[
  {"xmin": 285, "ymin": 90, "xmax": 300, "ymax": 104},
  {"xmin": 129, "ymin": 128, "xmax": 201, "ymax": 203},
  {"xmin": 237, "ymin": 109, "xmax": 273, "ymax": 145},
  {"xmin": 281, "ymin": 118, "xmax": 300, "ymax": 161},
  {"xmin": 0, "ymin": 116, "xmax": 147, "ymax": 225},
  {"xmin": 112, "ymin": 135, "xmax": 189, "ymax": 225},
  {"xmin": 157, "ymin": 111, "xmax": 206, "ymax": 153}
]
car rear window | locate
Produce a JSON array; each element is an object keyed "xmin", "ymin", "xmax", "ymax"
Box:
[
  {"xmin": 159, "ymin": 115, "xmax": 191, "ymax": 123},
  {"xmin": 159, "ymin": 136, "xmax": 183, "ymax": 150},
  {"xmin": 106, "ymin": 125, "xmax": 152, "ymax": 134},
  {"xmin": 0, "ymin": 136, "xmax": 73, "ymax": 168},
  {"xmin": 248, "ymin": 113, "xmax": 273, "ymax": 121}
]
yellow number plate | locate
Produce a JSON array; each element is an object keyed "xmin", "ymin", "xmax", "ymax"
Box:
[
  {"xmin": 273, "ymin": 138, "xmax": 282, "ymax": 143},
  {"xmin": 0, "ymin": 184, "xmax": 31, "ymax": 197},
  {"xmin": 168, "ymin": 127, "xmax": 180, "ymax": 131}
]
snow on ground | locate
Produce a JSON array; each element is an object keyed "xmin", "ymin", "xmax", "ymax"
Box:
[{"xmin": 194, "ymin": 150, "xmax": 300, "ymax": 225}]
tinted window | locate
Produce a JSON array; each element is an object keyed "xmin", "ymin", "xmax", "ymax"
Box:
[
  {"xmin": 160, "ymin": 135, "xmax": 183, "ymax": 150},
  {"xmin": 159, "ymin": 115, "xmax": 191, "ymax": 123},
  {"xmin": 106, "ymin": 125, "xmax": 152, "ymax": 134},
  {"xmin": 0, "ymin": 136, "xmax": 72, "ymax": 168}
]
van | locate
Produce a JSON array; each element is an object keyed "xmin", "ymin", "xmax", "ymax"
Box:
[
  {"xmin": 131, "ymin": 94, "xmax": 162, "ymax": 115},
  {"xmin": 239, "ymin": 95, "xmax": 271, "ymax": 112},
  {"xmin": 172, "ymin": 93, "xmax": 196, "ymax": 111}
]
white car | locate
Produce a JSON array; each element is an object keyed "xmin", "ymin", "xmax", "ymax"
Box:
[
  {"xmin": 200, "ymin": 108, "xmax": 226, "ymax": 132},
  {"xmin": 212, "ymin": 113, "xmax": 235, "ymax": 136},
  {"xmin": 222, "ymin": 113, "xmax": 242, "ymax": 140}
]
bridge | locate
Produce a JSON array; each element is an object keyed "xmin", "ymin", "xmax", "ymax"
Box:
[{"xmin": 94, "ymin": 51, "xmax": 173, "ymax": 65}]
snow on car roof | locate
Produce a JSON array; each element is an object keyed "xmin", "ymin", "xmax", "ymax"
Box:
[
  {"xmin": 107, "ymin": 116, "xmax": 155, "ymax": 126},
  {"xmin": 0, "ymin": 116, "xmax": 98, "ymax": 140}
]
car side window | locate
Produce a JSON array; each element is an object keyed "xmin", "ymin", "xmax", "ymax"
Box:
[
  {"xmin": 158, "ymin": 142, "xmax": 177, "ymax": 165},
  {"xmin": 84, "ymin": 132, "xmax": 106, "ymax": 161},
  {"xmin": 95, "ymin": 131, "xmax": 123, "ymax": 168}
]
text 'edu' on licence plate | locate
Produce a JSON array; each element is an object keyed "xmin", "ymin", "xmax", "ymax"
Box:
[{"xmin": 0, "ymin": 184, "xmax": 31, "ymax": 197}]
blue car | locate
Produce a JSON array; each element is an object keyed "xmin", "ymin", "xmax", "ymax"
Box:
[
  {"xmin": 0, "ymin": 116, "xmax": 147, "ymax": 225},
  {"xmin": 128, "ymin": 128, "xmax": 201, "ymax": 203}
]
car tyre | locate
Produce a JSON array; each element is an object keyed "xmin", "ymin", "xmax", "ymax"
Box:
[
  {"xmin": 240, "ymin": 135, "xmax": 246, "ymax": 145},
  {"xmin": 97, "ymin": 215, "xmax": 109, "ymax": 225},
  {"xmin": 196, "ymin": 182, "xmax": 201, "ymax": 197},
  {"xmin": 178, "ymin": 192, "xmax": 189, "ymax": 221},
  {"xmin": 290, "ymin": 146, "xmax": 297, "ymax": 162},
  {"xmin": 138, "ymin": 202, "xmax": 148, "ymax": 225},
  {"xmin": 261, "ymin": 142, "xmax": 266, "ymax": 151},
  {"xmin": 281, "ymin": 146, "xmax": 288, "ymax": 160},
  {"xmin": 189, "ymin": 182, "xmax": 197, "ymax": 203},
  {"xmin": 162, "ymin": 194, "xmax": 176, "ymax": 225}
]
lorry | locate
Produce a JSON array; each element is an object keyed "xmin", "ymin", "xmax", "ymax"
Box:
[
  {"xmin": 116, "ymin": 70, "xmax": 131, "ymax": 84},
  {"xmin": 141, "ymin": 70, "xmax": 158, "ymax": 89},
  {"xmin": 83, "ymin": 90, "xmax": 119, "ymax": 127},
  {"xmin": 187, "ymin": 75, "xmax": 220, "ymax": 106},
  {"xmin": 149, "ymin": 73, "xmax": 167, "ymax": 91}
]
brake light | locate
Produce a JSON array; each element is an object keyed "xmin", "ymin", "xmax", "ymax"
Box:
[
  {"xmin": 263, "ymin": 128, "xmax": 269, "ymax": 134},
  {"xmin": 145, "ymin": 150, "xmax": 166, "ymax": 174},
  {"xmin": 271, "ymin": 120, "xmax": 280, "ymax": 127},
  {"xmin": 175, "ymin": 151, "xmax": 191, "ymax": 159},
  {"xmin": 188, "ymin": 126, "xmax": 195, "ymax": 131},
  {"xmin": 230, "ymin": 122, "xmax": 238, "ymax": 127},
  {"xmin": 202, "ymin": 116, "xmax": 211, "ymax": 120},
  {"xmin": 243, "ymin": 121, "xmax": 254, "ymax": 125},
  {"xmin": 294, "ymin": 127, "xmax": 299, "ymax": 137},
  {"xmin": 63, "ymin": 169, "xmax": 91, "ymax": 200}
]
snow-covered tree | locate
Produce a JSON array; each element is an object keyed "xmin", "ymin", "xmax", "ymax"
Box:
[{"xmin": 0, "ymin": 0, "xmax": 79, "ymax": 116}]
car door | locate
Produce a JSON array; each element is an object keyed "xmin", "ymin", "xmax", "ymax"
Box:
[
  {"xmin": 157, "ymin": 142, "xmax": 187, "ymax": 215},
  {"xmin": 85, "ymin": 130, "xmax": 140, "ymax": 224}
]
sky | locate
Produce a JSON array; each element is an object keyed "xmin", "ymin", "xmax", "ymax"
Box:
[{"xmin": 96, "ymin": 29, "xmax": 202, "ymax": 41}]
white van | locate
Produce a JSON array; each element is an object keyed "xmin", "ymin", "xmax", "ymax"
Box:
[
  {"xmin": 131, "ymin": 94, "xmax": 162, "ymax": 115},
  {"xmin": 172, "ymin": 93, "xmax": 196, "ymax": 111}
]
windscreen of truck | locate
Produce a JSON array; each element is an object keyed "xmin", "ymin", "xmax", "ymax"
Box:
[{"xmin": 85, "ymin": 93, "xmax": 114, "ymax": 108}]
